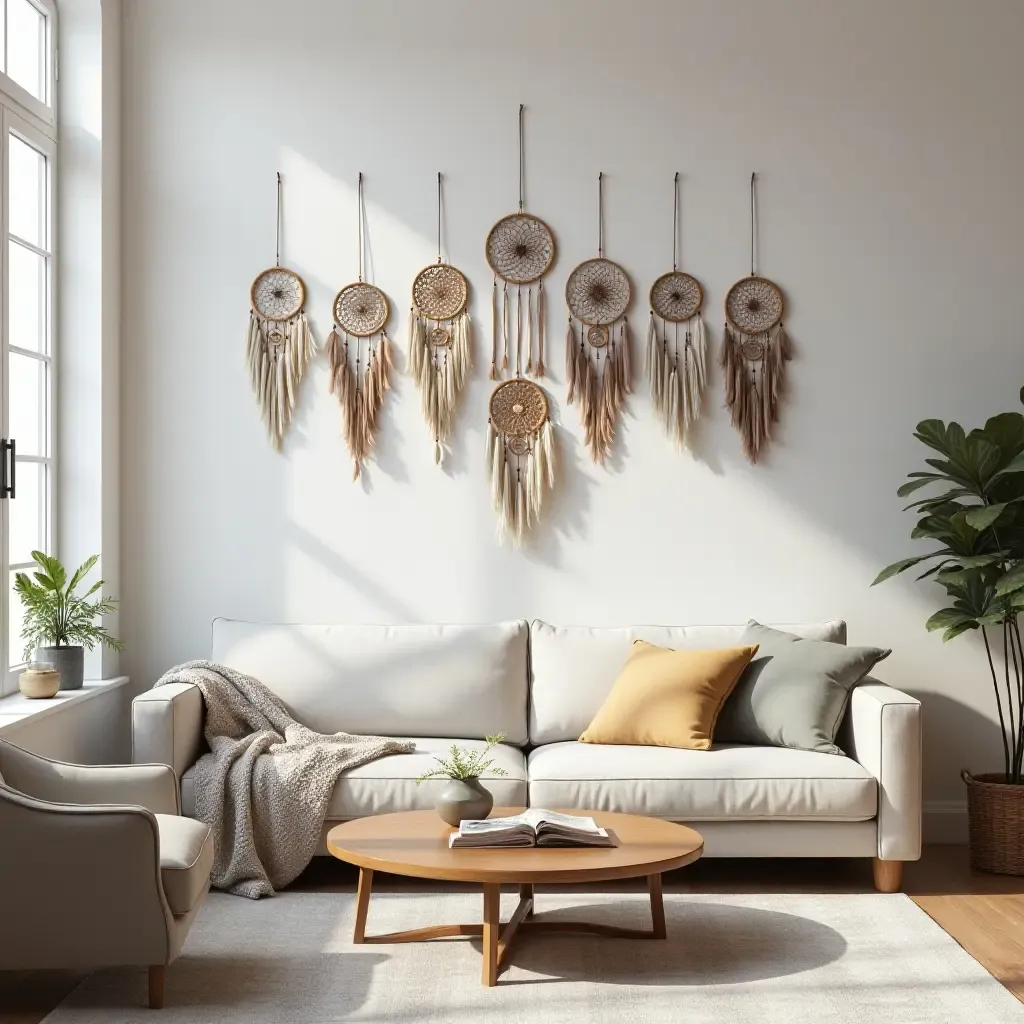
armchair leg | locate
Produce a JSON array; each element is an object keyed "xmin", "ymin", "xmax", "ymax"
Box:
[
  {"xmin": 148, "ymin": 965, "xmax": 165, "ymax": 1009},
  {"xmin": 872, "ymin": 858, "xmax": 904, "ymax": 893}
]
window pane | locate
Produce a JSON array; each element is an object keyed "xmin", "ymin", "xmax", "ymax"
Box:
[
  {"xmin": 10, "ymin": 352, "xmax": 46, "ymax": 456},
  {"xmin": 9, "ymin": 134, "xmax": 45, "ymax": 247},
  {"xmin": 9, "ymin": 460, "xmax": 45, "ymax": 566},
  {"xmin": 10, "ymin": 570, "xmax": 27, "ymax": 669},
  {"xmin": 7, "ymin": 0, "xmax": 46, "ymax": 103},
  {"xmin": 9, "ymin": 241, "xmax": 44, "ymax": 353}
]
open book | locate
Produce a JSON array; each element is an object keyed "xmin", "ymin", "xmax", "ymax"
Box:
[{"xmin": 448, "ymin": 808, "xmax": 616, "ymax": 849}]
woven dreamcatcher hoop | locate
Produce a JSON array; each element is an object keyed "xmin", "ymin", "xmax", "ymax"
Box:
[
  {"xmin": 485, "ymin": 105, "xmax": 556, "ymax": 380},
  {"xmin": 325, "ymin": 173, "xmax": 395, "ymax": 480},
  {"xmin": 409, "ymin": 174, "xmax": 472, "ymax": 465},
  {"xmin": 245, "ymin": 174, "xmax": 317, "ymax": 451},
  {"xmin": 565, "ymin": 173, "xmax": 633, "ymax": 464},
  {"xmin": 486, "ymin": 378, "xmax": 555, "ymax": 547},
  {"xmin": 647, "ymin": 173, "xmax": 708, "ymax": 451},
  {"xmin": 721, "ymin": 173, "xmax": 791, "ymax": 463}
]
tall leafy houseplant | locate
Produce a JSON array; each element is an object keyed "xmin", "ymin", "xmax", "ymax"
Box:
[
  {"xmin": 874, "ymin": 392, "xmax": 1024, "ymax": 873},
  {"xmin": 15, "ymin": 550, "xmax": 123, "ymax": 691}
]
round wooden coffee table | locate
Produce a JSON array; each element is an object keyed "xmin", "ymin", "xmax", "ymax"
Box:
[{"xmin": 326, "ymin": 808, "xmax": 703, "ymax": 986}]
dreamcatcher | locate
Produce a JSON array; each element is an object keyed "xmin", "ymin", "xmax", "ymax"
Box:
[
  {"xmin": 721, "ymin": 173, "xmax": 791, "ymax": 463},
  {"xmin": 486, "ymin": 105, "xmax": 555, "ymax": 381},
  {"xmin": 325, "ymin": 173, "xmax": 394, "ymax": 480},
  {"xmin": 408, "ymin": 174, "xmax": 471, "ymax": 465},
  {"xmin": 485, "ymin": 378, "xmax": 555, "ymax": 547},
  {"xmin": 647, "ymin": 173, "xmax": 707, "ymax": 450},
  {"xmin": 246, "ymin": 173, "xmax": 316, "ymax": 451},
  {"xmin": 565, "ymin": 173, "xmax": 632, "ymax": 463}
]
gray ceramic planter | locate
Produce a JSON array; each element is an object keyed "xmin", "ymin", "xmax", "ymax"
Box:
[
  {"xmin": 435, "ymin": 778, "xmax": 494, "ymax": 827},
  {"xmin": 33, "ymin": 646, "xmax": 85, "ymax": 691}
]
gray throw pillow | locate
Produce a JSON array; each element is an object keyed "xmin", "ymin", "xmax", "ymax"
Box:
[{"xmin": 714, "ymin": 621, "xmax": 891, "ymax": 755}]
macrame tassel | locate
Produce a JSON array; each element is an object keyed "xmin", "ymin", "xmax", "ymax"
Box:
[
  {"xmin": 514, "ymin": 474, "xmax": 526, "ymax": 547},
  {"xmin": 409, "ymin": 311, "xmax": 425, "ymax": 382},
  {"xmin": 452, "ymin": 313, "xmax": 471, "ymax": 393},
  {"xmin": 566, "ymin": 321, "xmax": 579, "ymax": 404},
  {"xmin": 620, "ymin": 321, "xmax": 632, "ymax": 394},
  {"xmin": 502, "ymin": 285, "xmax": 510, "ymax": 371},
  {"xmin": 490, "ymin": 279, "xmax": 499, "ymax": 380},
  {"xmin": 536, "ymin": 280, "xmax": 546, "ymax": 377},
  {"xmin": 490, "ymin": 430, "xmax": 505, "ymax": 511},
  {"xmin": 525, "ymin": 287, "xmax": 534, "ymax": 375},
  {"xmin": 501, "ymin": 459, "xmax": 514, "ymax": 543},
  {"xmin": 720, "ymin": 321, "xmax": 788, "ymax": 463},
  {"xmin": 485, "ymin": 420, "xmax": 496, "ymax": 475},
  {"xmin": 516, "ymin": 286, "xmax": 523, "ymax": 374}
]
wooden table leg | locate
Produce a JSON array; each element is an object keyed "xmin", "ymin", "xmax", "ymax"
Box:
[
  {"xmin": 482, "ymin": 883, "xmax": 501, "ymax": 987},
  {"xmin": 648, "ymin": 872, "xmax": 666, "ymax": 939},
  {"xmin": 518, "ymin": 883, "xmax": 534, "ymax": 917},
  {"xmin": 353, "ymin": 867, "xmax": 373, "ymax": 944}
]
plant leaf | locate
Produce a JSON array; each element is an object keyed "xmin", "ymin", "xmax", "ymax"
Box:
[
  {"xmin": 964, "ymin": 502, "xmax": 1015, "ymax": 531},
  {"xmin": 995, "ymin": 563, "xmax": 1024, "ymax": 596},
  {"xmin": 897, "ymin": 476, "xmax": 947, "ymax": 498},
  {"xmin": 926, "ymin": 608, "xmax": 976, "ymax": 633},
  {"xmin": 873, "ymin": 554, "xmax": 942, "ymax": 585}
]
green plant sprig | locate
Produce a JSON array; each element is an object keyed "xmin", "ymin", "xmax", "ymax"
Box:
[
  {"xmin": 14, "ymin": 550, "xmax": 125, "ymax": 661},
  {"xmin": 416, "ymin": 733, "xmax": 510, "ymax": 783}
]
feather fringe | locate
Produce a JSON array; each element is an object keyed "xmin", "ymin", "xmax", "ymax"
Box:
[
  {"xmin": 645, "ymin": 314, "xmax": 709, "ymax": 452},
  {"xmin": 490, "ymin": 278, "xmax": 499, "ymax": 380},
  {"xmin": 409, "ymin": 310, "xmax": 472, "ymax": 465},
  {"xmin": 247, "ymin": 311, "xmax": 315, "ymax": 452},
  {"xmin": 720, "ymin": 321, "xmax": 789, "ymax": 463},
  {"xmin": 490, "ymin": 420, "xmax": 557, "ymax": 548}
]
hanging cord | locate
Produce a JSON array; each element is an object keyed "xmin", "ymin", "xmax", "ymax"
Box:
[
  {"xmin": 518, "ymin": 103, "xmax": 525, "ymax": 212},
  {"xmin": 436, "ymin": 172, "xmax": 443, "ymax": 263},
  {"xmin": 357, "ymin": 172, "xmax": 365, "ymax": 283},
  {"xmin": 598, "ymin": 172, "xmax": 604, "ymax": 257},
  {"xmin": 749, "ymin": 171, "xmax": 757, "ymax": 277},
  {"xmin": 275, "ymin": 172, "xmax": 282, "ymax": 267},
  {"xmin": 672, "ymin": 171, "xmax": 679, "ymax": 271}
]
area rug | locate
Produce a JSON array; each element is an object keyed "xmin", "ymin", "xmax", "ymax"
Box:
[{"xmin": 45, "ymin": 891, "xmax": 1024, "ymax": 1023}]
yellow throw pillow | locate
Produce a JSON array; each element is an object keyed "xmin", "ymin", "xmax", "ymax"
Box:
[{"xmin": 579, "ymin": 641, "xmax": 760, "ymax": 751}]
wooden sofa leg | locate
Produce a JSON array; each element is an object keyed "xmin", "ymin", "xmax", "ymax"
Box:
[
  {"xmin": 872, "ymin": 858, "xmax": 903, "ymax": 893},
  {"xmin": 148, "ymin": 965, "xmax": 165, "ymax": 1009}
]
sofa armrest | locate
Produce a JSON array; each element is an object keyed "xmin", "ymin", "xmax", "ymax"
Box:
[
  {"xmin": 845, "ymin": 678, "xmax": 922, "ymax": 861},
  {"xmin": 0, "ymin": 740, "xmax": 178, "ymax": 815},
  {"xmin": 132, "ymin": 683, "xmax": 205, "ymax": 787},
  {"xmin": 0, "ymin": 785, "xmax": 173, "ymax": 970}
]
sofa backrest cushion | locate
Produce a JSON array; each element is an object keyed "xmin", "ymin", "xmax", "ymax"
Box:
[
  {"xmin": 529, "ymin": 620, "xmax": 847, "ymax": 745},
  {"xmin": 211, "ymin": 620, "xmax": 530, "ymax": 745}
]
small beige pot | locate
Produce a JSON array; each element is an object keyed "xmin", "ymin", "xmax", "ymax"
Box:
[{"xmin": 19, "ymin": 667, "xmax": 60, "ymax": 699}]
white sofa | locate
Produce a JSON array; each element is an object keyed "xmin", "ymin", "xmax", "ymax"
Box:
[{"xmin": 132, "ymin": 618, "xmax": 922, "ymax": 892}]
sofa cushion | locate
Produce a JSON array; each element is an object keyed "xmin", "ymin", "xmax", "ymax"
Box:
[
  {"xmin": 529, "ymin": 620, "xmax": 848, "ymax": 745},
  {"xmin": 180, "ymin": 739, "xmax": 528, "ymax": 821},
  {"xmin": 156, "ymin": 813, "xmax": 213, "ymax": 914},
  {"xmin": 716, "ymin": 621, "xmax": 891, "ymax": 755},
  {"xmin": 579, "ymin": 642, "xmax": 759, "ymax": 750},
  {"xmin": 210, "ymin": 619, "xmax": 529, "ymax": 744},
  {"xmin": 527, "ymin": 741, "xmax": 877, "ymax": 822}
]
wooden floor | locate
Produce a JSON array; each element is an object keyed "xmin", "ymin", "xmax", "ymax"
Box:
[{"xmin": 3, "ymin": 845, "xmax": 1023, "ymax": 1021}]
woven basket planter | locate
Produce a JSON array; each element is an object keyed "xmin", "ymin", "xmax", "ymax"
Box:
[{"xmin": 962, "ymin": 770, "xmax": 1024, "ymax": 875}]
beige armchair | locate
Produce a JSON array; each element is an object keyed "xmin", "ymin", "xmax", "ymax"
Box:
[{"xmin": 0, "ymin": 738, "xmax": 213, "ymax": 1009}]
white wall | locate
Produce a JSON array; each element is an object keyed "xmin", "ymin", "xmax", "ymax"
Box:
[{"xmin": 120, "ymin": 0, "xmax": 1024, "ymax": 827}]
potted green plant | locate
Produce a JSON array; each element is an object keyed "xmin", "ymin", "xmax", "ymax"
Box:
[
  {"xmin": 874, "ymin": 391, "xmax": 1024, "ymax": 873},
  {"xmin": 14, "ymin": 550, "xmax": 124, "ymax": 691},
  {"xmin": 416, "ymin": 734, "xmax": 509, "ymax": 826}
]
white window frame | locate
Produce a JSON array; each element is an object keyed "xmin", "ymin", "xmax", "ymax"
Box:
[{"xmin": 0, "ymin": 0, "xmax": 56, "ymax": 696}]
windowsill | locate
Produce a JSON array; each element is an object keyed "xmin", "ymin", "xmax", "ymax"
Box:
[{"xmin": 0, "ymin": 676, "xmax": 130, "ymax": 735}]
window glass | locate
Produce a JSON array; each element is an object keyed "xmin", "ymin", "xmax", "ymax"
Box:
[
  {"xmin": 9, "ymin": 240, "xmax": 44, "ymax": 352},
  {"xmin": 9, "ymin": 134, "xmax": 44, "ymax": 246},
  {"xmin": 9, "ymin": 352, "xmax": 45, "ymax": 456},
  {"xmin": 9, "ymin": 460, "xmax": 44, "ymax": 566},
  {"xmin": 7, "ymin": 0, "xmax": 45, "ymax": 102}
]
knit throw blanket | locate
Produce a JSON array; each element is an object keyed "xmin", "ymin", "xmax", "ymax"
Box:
[{"xmin": 154, "ymin": 660, "xmax": 415, "ymax": 899}]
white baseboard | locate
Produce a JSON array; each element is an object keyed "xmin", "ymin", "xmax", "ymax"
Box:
[{"xmin": 924, "ymin": 801, "xmax": 968, "ymax": 844}]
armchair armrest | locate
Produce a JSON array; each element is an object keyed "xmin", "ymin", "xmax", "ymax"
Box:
[
  {"xmin": 844, "ymin": 678, "xmax": 922, "ymax": 861},
  {"xmin": 0, "ymin": 786, "xmax": 173, "ymax": 970},
  {"xmin": 133, "ymin": 682, "xmax": 205, "ymax": 786},
  {"xmin": 0, "ymin": 740, "xmax": 178, "ymax": 815}
]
